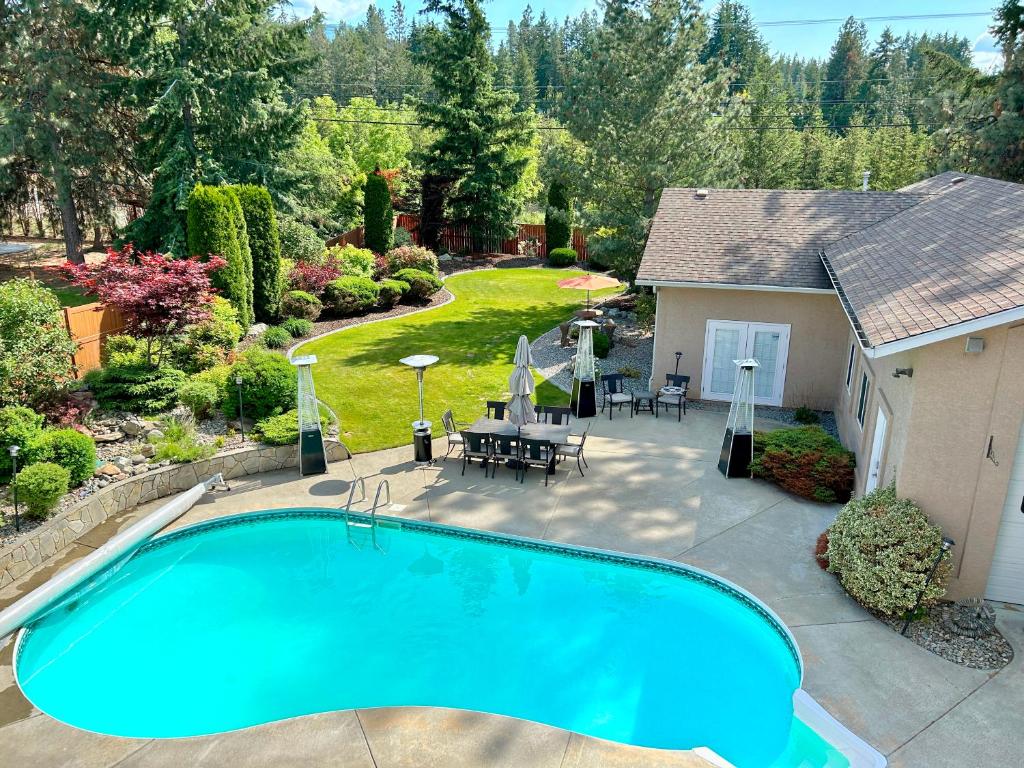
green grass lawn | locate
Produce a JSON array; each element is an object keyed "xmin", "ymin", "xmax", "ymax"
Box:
[
  {"xmin": 298, "ymin": 268, "xmax": 619, "ymax": 454},
  {"xmin": 50, "ymin": 285, "xmax": 92, "ymax": 307}
]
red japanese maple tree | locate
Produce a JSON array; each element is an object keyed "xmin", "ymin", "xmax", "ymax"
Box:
[{"xmin": 60, "ymin": 246, "xmax": 226, "ymax": 366}]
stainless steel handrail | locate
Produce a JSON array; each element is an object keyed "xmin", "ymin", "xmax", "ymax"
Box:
[
  {"xmin": 368, "ymin": 479, "xmax": 391, "ymax": 551},
  {"xmin": 343, "ymin": 477, "xmax": 366, "ymax": 546}
]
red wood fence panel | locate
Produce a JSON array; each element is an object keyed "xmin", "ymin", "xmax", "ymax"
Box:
[{"xmin": 63, "ymin": 302, "xmax": 126, "ymax": 378}]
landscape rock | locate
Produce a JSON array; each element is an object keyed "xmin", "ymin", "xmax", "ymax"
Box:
[
  {"xmin": 147, "ymin": 429, "xmax": 165, "ymax": 441},
  {"xmin": 131, "ymin": 453, "xmax": 147, "ymax": 465},
  {"xmin": 96, "ymin": 463, "xmax": 121, "ymax": 477},
  {"xmin": 140, "ymin": 444, "xmax": 156, "ymax": 458},
  {"xmin": 121, "ymin": 420, "xmax": 144, "ymax": 437},
  {"xmin": 111, "ymin": 456, "xmax": 133, "ymax": 472},
  {"xmin": 246, "ymin": 323, "xmax": 269, "ymax": 338},
  {"xmin": 93, "ymin": 431, "xmax": 124, "ymax": 443}
]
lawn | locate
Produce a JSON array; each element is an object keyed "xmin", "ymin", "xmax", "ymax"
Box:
[
  {"xmin": 50, "ymin": 285, "xmax": 92, "ymax": 307},
  {"xmin": 297, "ymin": 267, "xmax": 620, "ymax": 454}
]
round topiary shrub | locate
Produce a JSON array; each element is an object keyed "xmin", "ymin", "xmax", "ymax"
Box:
[
  {"xmin": 255, "ymin": 410, "xmax": 299, "ymax": 446},
  {"xmin": 34, "ymin": 428, "xmax": 96, "ymax": 487},
  {"xmin": 392, "ymin": 268, "xmax": 442, "ymax": 302},
  {"xmin": 223, "ymin": 349, "xmax": 298, "ymax": 421},
  {"xmin": 280, "ymin": 290, "xmax": 323, "ymax": 321},
  {"xmin": 827, "ymin": 485, "xmax": 951, "ymax": 617},
  {"xmin": 280, "ymin": 318, "xmax": 313, "ymax": 338},
  {"xmin": 323, "ymin": 276, "xmax": 381, "ymax": 316},
  {"xmin": 548, "ymin": 247, "xmax": 577, "ymax": 267},
  {"xmin": 377, "ymin": 278, "xmax": 409, "ymax": 308},
  {"xmin": 386, "ymin": 245, "xmax": 439, "ymax": 276},
  {"xmin": 0, "ymin": 405, "xmax": 45, "ymax": 479},
  {"xmin": 14, "ymin": 461, "xmax": 70, "ymax": 520},
  {"xmin": 177, "ymin": 379, "xmax": 220, "ymax": 420},
  {"xmin": 262, "ymin": 326, "xmax": 291, "ymax": 349}
]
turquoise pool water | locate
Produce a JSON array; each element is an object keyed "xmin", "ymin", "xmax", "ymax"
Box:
[{"xmin": 17, "ymin": 509, "xmax": 841, "ymax": 767}]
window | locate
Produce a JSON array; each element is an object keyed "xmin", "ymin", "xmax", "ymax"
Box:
[
  {"xmin": 856, "ymin": 373, "xmax": 870, "ymax": 427},
  {"xmin": 845, "ymin": 344, "xmax": 856, "ymax": 392}
]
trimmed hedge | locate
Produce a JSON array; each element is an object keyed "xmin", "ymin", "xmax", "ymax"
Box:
[
  {"xmin": 827, "ymin": 485, "xmax": 951, "ymax": 617},
  {"xmin": 544, "ymin": 180, "xmax": 572, "ymax": 253},
  {"xmin": 280, "ymin": 290, "xmax": 323, "ymax": 321},
  {"xmin": 363, "ymin": 171, "xmax": 394, "ymax": 254},
  {"xmin": 386, "ymin": 245, "xmax": 439, "ymax": 276},
  {"xmin": 34, "ymin": 428, "xmax": 96, "ymax": 486},
  {"xmin": 377, "ymin": 278, "xmax": 409, "ymax": 308},
  {"xmin": 187, "ymin": 184, "xmax": 253, "ymax": 327},
  {"xmin": 262, "ymin": 326, "xmax": 291, "ymax": 349},
  {"xmin": 323, "ymin": 276, "xmax": 380, "ymax": 315},
  {"xmin": 235, "ymin": 185, "xmax": 281, "ymax": 322},
  {"xmin": 14, "ymin": 461, "xmax": 70, "ymax": 520},
  {"xmin": 0, "ymin": 406, "xmax": 44, "ymax": 479},
  {"xmin": 223, "ymin": 349, "xmax": 297, "ymax": 421},
  {"xmin": 392, "ymin": 268, "xmax": 442, "ymax": 302},
  {"xmin": 548, "ymin": 247, "xmax": 577, "ymax": 266},
  {"xmin": 751, "ymin": 426, "xmax": 855, "ymax": 503}
]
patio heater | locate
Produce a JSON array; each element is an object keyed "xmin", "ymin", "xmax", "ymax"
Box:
[
  {"xmin": 400, "ymin": 354, "xmax": 439, "ymax": 464},
  {"xmin": 718, "ymin": 358, "xmax": 759, "ymax": 478},
  {"xmin": 291, "ymin": 355, "xmax": 328, "ymax": 476},
  {"xmin": 571, "ymin": 320, "xmax": 599, "ymax": 418}
]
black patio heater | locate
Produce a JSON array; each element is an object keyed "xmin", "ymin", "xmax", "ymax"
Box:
[
  {"xmin": 400, "ymin": 354, "xmax": 439, "ymax": 464},
  {"xmin": 719, "ymin": 358, "xmax": 759, "ymax": 478}
]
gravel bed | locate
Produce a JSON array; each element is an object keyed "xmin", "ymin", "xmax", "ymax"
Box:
[
  {"xmin": 878, "ymin": 603, "xmax": 1014, "ymax": 670},
  {"xmin": 531, "ymin": 318, "xmax": 654, "ymax": 393},
  {"xmin": 685, "ymin": 400, "xmax": 839, "ymax": 437}
]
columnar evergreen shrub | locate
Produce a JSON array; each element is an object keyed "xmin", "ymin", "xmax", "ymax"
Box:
[
  {"xmin": 323, "ymin": 277, "xmax": 381, "ymax": 315},
  {"xmin": 547, "ymin": 247, "xmax": 577, "ymax": 266},
  {"xmin": 187, "ymin": 185, "xmax": 252, "ymax": 327},
  {"xmin": 377, "ymin": 278, "xmax": 410, "ymax": 308},
  {"xmin": 34, "ymin": 428, "xmax": 96, "ymax": 486},
  {"xmin": 280, "ymin": 290, "xmax": 323, "ymax": 321},
  {"xmin": 751, "ymin": 426, "xmax": 856, "ymax": 502},
  {"xmin": 277, "ymin": 218, "xmax": 325, "ymax": 263},
  {"xmin": 235, "ymin": 185, "xmax": 282, "ymax": 322},
  {"xmin": 392, "ymin": 268, "xmax": 442, "ymax": 302},
  {"xmin": 0, "ymin": 278, "xmax": 76, "ymax": 408},
  {"xmin": 13, "ymin": 461, "xmax": 70, "ymax": 520},
  {"xmin": 592, "ymin": 331, "xmax": 611, "ymax": 359},
  {"xmin": 0, "ymin": 406, "xmax": 45, "ymax": 479},
  {"xmin": 363, "ymin": 171, "xmax": 394, "ymax": 254},
  {"xmin": 224, "ymin": 187, "xmax": 254, "ymax": 327},
  {"xmin": 544, "ymin": 180, "xmax": 572, "ymax": 253},
  {"xmin": 223, "ymin": 349, "xmax": 297, "ymax": 421},
  {"xmin": 827, "ymin": 485, "xmax": 951, "ymax": 617},
  {"xmin": 386, "ymin": 245, "xmax": 439, "ymax": 276}
]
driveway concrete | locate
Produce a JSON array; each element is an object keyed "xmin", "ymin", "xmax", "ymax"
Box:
[{"xmin": 0, "ymin": 407, "xmax": 1019, "ymax": 767}]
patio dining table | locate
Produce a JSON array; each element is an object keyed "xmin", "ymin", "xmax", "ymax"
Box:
[{"xmin": 467, "ymin": 417, "xmax": 573, "ymax": 474}]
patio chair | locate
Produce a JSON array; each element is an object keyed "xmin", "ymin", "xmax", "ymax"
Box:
[
  {"xmin": 600, "ymin": 373, "xmax": 632, "ymax": 420},
  {"xmin": 556, "ymin": 425, "xmax": 589, "ymax": 477},
  {"xmin": 534, "ymin": 404, "xmax": 548, "ymax": 423},
  {"xmin": 545, "ymin": 406, "xmax": 572, "ymax": 426},
  {"xmin": 486, "ymin": 400, "xmax": 507, "ymax": 420},
  {"xmin": 657, "ymin": 374, "xmax": 690, "ymax": 422},
  {"xmin": 441, "ymin": 409, "xmax": 469, "ymax": 461},
  {"xmin": 459, "ymin": 431, "xmax": 492, "ymax": 476},
  {"xmin": 490, "ymin": 433, "xmax": 520, "ymax": 478},
  {"xmin": 518, "ymin": 437, "xmax": 555, "ymax": 486}
]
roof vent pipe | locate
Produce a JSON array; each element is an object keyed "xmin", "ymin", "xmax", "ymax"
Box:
[
  {"xmin": 695, "ymin": 188, "xmax": 709, "ymax": 199},
  {"xmin": 861, "ymin": 170, "xmax": 871, "ymax": 191}
]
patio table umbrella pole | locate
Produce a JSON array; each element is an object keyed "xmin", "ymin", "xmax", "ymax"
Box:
[{"xmin": 556, "ymin": 274, "xmax": 621, "ymax": 314}]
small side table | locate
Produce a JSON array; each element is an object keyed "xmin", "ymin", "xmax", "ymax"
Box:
[{"xmin": 632, "ymin": 390, "xmax": 656, "ymax": 417}]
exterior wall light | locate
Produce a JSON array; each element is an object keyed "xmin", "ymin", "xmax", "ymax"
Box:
[{"xmin": 892, "ymin": 368, "xmax": 914, "ymax": 378}]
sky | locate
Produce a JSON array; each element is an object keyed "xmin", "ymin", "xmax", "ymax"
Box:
[{"xmin": 291, "ymin": 0, "xmax": 1004, "ymax": 70}]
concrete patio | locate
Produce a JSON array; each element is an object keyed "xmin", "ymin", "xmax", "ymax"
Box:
[{"xmin": 0, "ymin": 408, "xmax": 1020, "ymax": 767}]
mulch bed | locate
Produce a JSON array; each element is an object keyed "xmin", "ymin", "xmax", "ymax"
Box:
[{"xmin": 437, "ymin": 253, "xmax": 546, "ymax": 275}]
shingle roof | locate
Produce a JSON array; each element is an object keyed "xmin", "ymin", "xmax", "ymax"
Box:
[
  {"xmin": 636, "ymin": 188, "xmax": 922, "ymax": 290},
  {"xmin": 822, "ymin": 173, "xmax": 1024, "ymax": 348}
]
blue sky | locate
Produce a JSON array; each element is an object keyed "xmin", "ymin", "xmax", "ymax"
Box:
[{"xmin": 291, "ymin": 0, "xmax": 1002, "ymax": 70}]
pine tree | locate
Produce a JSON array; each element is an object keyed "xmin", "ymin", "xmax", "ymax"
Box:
[
  {"xmin": 363, "ymin": 170, "xmax": 395, "ymax": 254},
  {"xmin": 822, "ymin": 18, "xmax": 869, "ymax": 130},
  {"xmin": 415, "ymin": 0, "xmax": 536, "ymax": 250},
  {"xmin": 737, "ymin": 65, "xmax": 802, "ymax": 187},
  {"xmin": 702, "ymin": 1, "xmax": 767, "ymax": 85}
]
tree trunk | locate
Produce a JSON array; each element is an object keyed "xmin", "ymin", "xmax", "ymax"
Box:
[
  {"xmin": 92, "ymin": 224, "xmax": 104, "ymax": 250},
  {"xmin": 50, "ymin": 138, "xmax": 84, "ymax": 263}
]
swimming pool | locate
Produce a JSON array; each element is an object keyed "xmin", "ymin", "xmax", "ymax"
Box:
[{"xmin": 16, "ymin": 509, "xmax": 844, "ymax": 767}]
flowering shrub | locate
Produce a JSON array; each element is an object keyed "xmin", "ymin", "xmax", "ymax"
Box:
[
  {"xmin": 60, "ymin": 246, "xmax": 225, "ymax": 367},
  {"xmin": 385, "ymin": 245, "xmax": 439, "ymax": 276},
  {"xmin": 288, "ymin": 261, "xmax": 341, "ymax": 297},
  {"xmin": 827, "ymin": 485, "xmax": 951, "ymax": 617},
  {"xmin": 751, "ymin": 426, "xmax": 855, "ymax": 503},
  {"xmin": 518, "ymin": 238, "xmax": 541, "ymax": 259}
]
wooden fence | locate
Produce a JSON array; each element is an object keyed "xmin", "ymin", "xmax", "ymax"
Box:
[
  {"xmin": 327, "ymin": 215, "xmax": 589, "ymax": 260},
  {"xmin": 63, "ymin": 302, "xmax": 126, "ymax": 378}
]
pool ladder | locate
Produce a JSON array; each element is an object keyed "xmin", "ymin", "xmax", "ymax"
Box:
[{"xmin": 342, "ymin": 477, "xmax": 390, "ymax": 552}]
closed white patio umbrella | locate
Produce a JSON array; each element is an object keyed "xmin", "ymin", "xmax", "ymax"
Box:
[{"xmin": 507, "ymin": 335, "xmax": 538, "ymax": 427}]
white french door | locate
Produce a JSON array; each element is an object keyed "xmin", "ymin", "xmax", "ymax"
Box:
[
  {"xmin": 865, "ymin": 407, "xmax": 889, "ymax": 493},
  {"xmin": 701, "ymin": 320, "xmax": 791, "ymax": 406}
]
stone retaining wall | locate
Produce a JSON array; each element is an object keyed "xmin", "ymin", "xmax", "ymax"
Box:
[{"xmin": 0, "ymin": 440, "xmax": 349, "ymax": 588}]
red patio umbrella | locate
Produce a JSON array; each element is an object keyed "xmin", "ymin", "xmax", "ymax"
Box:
[{"xmin": 556, "ymin": 273, "xmax": 621, "ymax": 309}]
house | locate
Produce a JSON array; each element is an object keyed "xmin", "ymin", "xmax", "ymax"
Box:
[{"xmin": 637, "ymin": 172, "xmax": 1024, "ymax": 603}]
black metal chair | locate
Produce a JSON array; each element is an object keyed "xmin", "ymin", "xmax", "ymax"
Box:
[
  {"xmin": 656, "ymin": 374, "xmax": 690, "ymax": 422},
  {"xmin": 459, "ymin": 431, "xmax": 492, "ymax": 476},
  {"xmin": 556, "ymin": 425, "xmax": 589, "ymax": 477},
  {"xmin": 534, "ymin": 404, "xmax": 548, "ymax": 423},
  {"xmin": 518, "ymin": 438, "xmax": 554, "ymax": 486},
  {"xmin": 490, "ymin": 433, "xmax": 519, "ymax": 478},
  {"xmin": 486, "ymin": 400, "xmax": 507, "ymax": 420},
  {"xmin": 600, "ymin": 373, "xmax": 632, "ymax": 419},
  {"xmin": 441, "ymin": 409, "xmax": 468, "ymax": 460},
  {"xmin": 545, "ymin": 406, "xmax": 572, "ymax": 426}
]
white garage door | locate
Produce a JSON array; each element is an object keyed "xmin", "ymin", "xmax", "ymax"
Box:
[{"xmin": 986, "ymin": 418, "xmax": 1024, "ymax": 604}]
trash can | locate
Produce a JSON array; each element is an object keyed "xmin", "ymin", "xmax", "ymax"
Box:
[{"xmin": 413, "ymin": 421, "xmax": 433, "ymax": 464}]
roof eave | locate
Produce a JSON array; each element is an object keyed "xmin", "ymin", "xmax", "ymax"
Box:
[
  {"xmin": 864, "ymin": 304, "xmax": 1024, "ymax": 358},
  {"xmin": 635, "ymin": 278, "xmax": 835, "ymax": 294}
]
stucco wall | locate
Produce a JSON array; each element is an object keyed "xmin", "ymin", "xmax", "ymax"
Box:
[{"xmin": 651, "ymin": 286, "xmax": 849, "ymax": 409}]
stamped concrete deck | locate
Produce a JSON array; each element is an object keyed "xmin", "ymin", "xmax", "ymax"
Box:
[{"xmin": 1, "ymin": 408, "xmax": 1021, "ymax": 767}]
